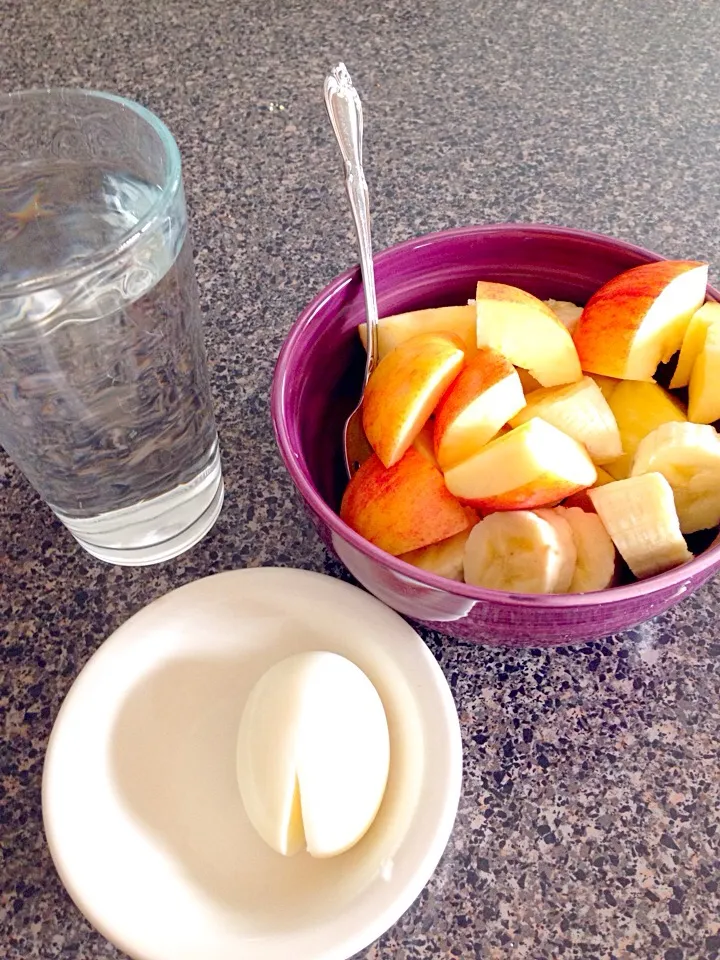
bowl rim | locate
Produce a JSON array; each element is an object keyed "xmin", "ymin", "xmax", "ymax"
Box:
[{"xmin": 272, "ymin": 221, "xmax": 720, "ymax": 609}]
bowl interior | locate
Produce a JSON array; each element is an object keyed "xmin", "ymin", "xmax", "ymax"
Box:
[{"xmin": 280, "ymin": 224, "xmax": 666, "ymax": 517}]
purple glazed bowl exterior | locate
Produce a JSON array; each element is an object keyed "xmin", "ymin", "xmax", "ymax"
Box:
[{"xmin": 271, "ymin": 223, "xmax": 720, "ymax": 647}]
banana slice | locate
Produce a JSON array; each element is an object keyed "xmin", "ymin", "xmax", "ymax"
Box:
[
  {"xmin": 463, "ymin": 510, "xmax": 576, "ymax": 594},
  {"xmin": 554, "ymin": 506, "xmax": 618, "ymax": 592},
  {"xmin": 630, "ymin": 420, "xmax": 720, "ymax": 533},
  {"xmin": 532, "ymin": 508, "xmax": 578, "ymax": 592},
  {"xmin": 588, "ymin": 473, "xmax": 693, "ymax": 580}
]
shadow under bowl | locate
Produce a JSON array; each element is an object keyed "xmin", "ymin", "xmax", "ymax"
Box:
[{"xmin": 271, "ymin": 223, "xmax": 720, "ymax": 647}]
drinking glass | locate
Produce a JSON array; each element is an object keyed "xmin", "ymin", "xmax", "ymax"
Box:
[{"xmin": 0, "ymin": 89, "xmax": 223, "ymax": 565}]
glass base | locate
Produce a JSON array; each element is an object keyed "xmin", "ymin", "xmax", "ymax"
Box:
[{"xmin": 56, "ymin": 450, "xmax": 224, "ymax": 566}]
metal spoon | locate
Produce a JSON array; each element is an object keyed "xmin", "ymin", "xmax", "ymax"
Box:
[{"xmin": 324, "ymin": 63, "xmax": 379, "ymax": 477}]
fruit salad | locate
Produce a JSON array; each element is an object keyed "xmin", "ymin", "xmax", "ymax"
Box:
[{"xmin": 341, "ymin": 259, "xmax": 720, "ymax": 594}]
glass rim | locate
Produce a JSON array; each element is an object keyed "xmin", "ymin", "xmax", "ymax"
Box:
[{"xmin": 0, "ymin": 87, "xmax": 183, "ymax": 298}]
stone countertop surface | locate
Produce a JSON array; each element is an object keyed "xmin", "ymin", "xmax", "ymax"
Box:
[{"xmin": 1, "ymin": 0, "xmax": 720, "ymax": 957}]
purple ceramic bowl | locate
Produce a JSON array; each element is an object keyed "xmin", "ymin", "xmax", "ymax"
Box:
[{"xmin": 271, "ymin": 223, "xmax": 720, "ymax": 647}]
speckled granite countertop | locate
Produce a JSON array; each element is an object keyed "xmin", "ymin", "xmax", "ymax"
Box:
[{"xmin": 2, "ymin": 0, "xmax": 720, "ymax": 957}]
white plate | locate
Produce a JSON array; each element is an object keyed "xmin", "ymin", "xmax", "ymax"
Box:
[{"xmin": 43, "ymin": 568, "xmax": 462, "ymax": 960}]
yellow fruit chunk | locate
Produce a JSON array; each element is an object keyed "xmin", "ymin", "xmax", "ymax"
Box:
[
  {"xmin": 515, "ymin": 366, "xmax": 542, "ymax": 394},
  {"xmin": 688, "ymin": 321, "xmax": 720, "ymax": 425},
  {"xmin": 588, "ymin": 373, "xmax": 622, "ymax": 402},
  {"xmin": 670, "ymin": 300, "xmax": 720, "ymax": 388},
  {"xmin": 604, "ymin": 380, "xmax": 687, "ymax": 480}
]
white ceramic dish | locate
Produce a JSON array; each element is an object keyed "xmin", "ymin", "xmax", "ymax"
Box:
[{"xmin": 43, "ymin": 567, "xmax": 462, "ymax": 960}]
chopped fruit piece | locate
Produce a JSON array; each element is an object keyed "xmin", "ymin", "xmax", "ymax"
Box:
[
  {"xmin": 595, "ymin": 466, "xmax": 615, "ymax": 485},
  {"xmin": 604, "ymin": 380, "xmax": 687, "ymax": 480},
  {"xmin": 399, "ymin": 526, "xmax": 476, "ymax": 581},
  {"xmin": 475, "ymin": 281, "xmax": 582, "ymax": 387},
  {"xmin": 588, "ymin": 373, "xmax": 622, "ymax": 402},
  {"xmin": 433, "ymin": 347, "xmax": 526, "ymax": 470},
  {"xmin": 412, "ymin": 421, "xmax": 439, "ymax": 468},
  {"xmin": 573, "ymin": 260, "xmax": 708, "ymax": 380},
  {"xmin": 515, "ymin": 366, "xmax": 542, "ymax": 394},
  {"xmin": 443, "ymin": 418, "xmax": 597, "ymax": 511},
  {"xmin": 340, "ymin": 448, "xmax": 471, "ymax": 556},
  {"xmin": 357, "ymin": 305, "xmax": 477, "ymax": 359},
  {"xmin": 670, "ymin": 300, "xmax": 720, "ymax": 388},
  {"xmin": 688, "ymin": 321, "xmax": 720, "ymax": 425},
  {"xmin": 554, "ymin": 506, "xmax": 618, "ymax": 592},
  {"xmin": 362, "ymin": 331, "xmax": 466, "ymax": 468},
  {"xmin": 631, "ymin": 421, "xmax": 720, "ymax": 533},
  {"xmin": 588, "ymin": 473, "xmax": 693, "ymax": 579},
  {"xmin": 533, "ymin": 508, "xmax": 578, "ymax": 592},
  {"xmin": 545, "ymin": 299, "xmax": 584, "ymax": 334},
  {"xmin": 463, "ymin": 509, "xmax": 576, "ymax": 594},
  {"xmin": 509, "ymin": 376, "xmax": 622, "ymax": 464}
]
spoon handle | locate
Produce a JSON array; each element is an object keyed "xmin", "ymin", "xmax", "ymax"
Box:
[{"xmin": 324, "ymin": 63, "xmax": 379, "ymax": 384}]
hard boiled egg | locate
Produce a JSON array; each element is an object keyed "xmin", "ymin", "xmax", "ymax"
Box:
[{"xmin": 236, "ymin": 651, "xmax": 390, "ymax": 859}]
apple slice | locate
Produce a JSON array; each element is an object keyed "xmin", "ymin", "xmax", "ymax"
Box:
[
  {"xmin": 398, "ymin": 526, "xmax": 476, "ymax": 581},
  {"xmin": 688, "ymin": 320, "xmax": 720, "ymax": 424},
  {"xmin": 474, "ymin": 281, "xmax": 582, "ymax": 387},
  {"xmin": 340, "ymin": 448, "xmax": 471, "ymax": 556},
  {"xmin": 412, "ymin": 420, "xmax": 439, "ymax": 468},
  {"xmin": 433, "ymin": 347, "xmax": 526, "ymax": 470},
  {"xmin": 443, "ymin": 418, "xmax": 597, "ymax": 511},
  {"xmin": 362, "ymin": 331, "xmax": 466, "ymax": 468},
  {"xmin": 357, "ymin": 305, "xmax": 477, "ymax": 360},
  {"xmin": 670, "ymin": 300, "xmax": 720, "ymax": 388},
  {"xmin": 572, "ymin": 260, "xmax": 708, "ymax": 380},
  {"xmin": 604, "ymin": 380, "xmax": 687, "ymax": 480},
  {"xmin": 508, "ymin": 376, "xmax": 622, "ymax": 464}
]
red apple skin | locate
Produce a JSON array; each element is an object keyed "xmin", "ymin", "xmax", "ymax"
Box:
[
  {"xmin": 572, "ymin": 260, "xmax": 707, "ymax": 379},
  {"xmin": 340, "ymin": 447, "xmax": 471, "ymax": 556},
  {"xmin": 460, "ymin": 475, "xmax": 589, "ymax": 513},
  {"xmin": 362, "ymin": 331, "xmax": 466, "ymax": 468}
]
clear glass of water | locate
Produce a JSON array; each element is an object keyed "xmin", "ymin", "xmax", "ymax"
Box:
[{"xmin": 0, "ymin": 89, "xmax": 223, "ymax": 565}]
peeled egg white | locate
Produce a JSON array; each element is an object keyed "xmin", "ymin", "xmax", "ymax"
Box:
[{"xmin": 236, "ymin": 651, "xmax": 390, "ymax": 859}]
